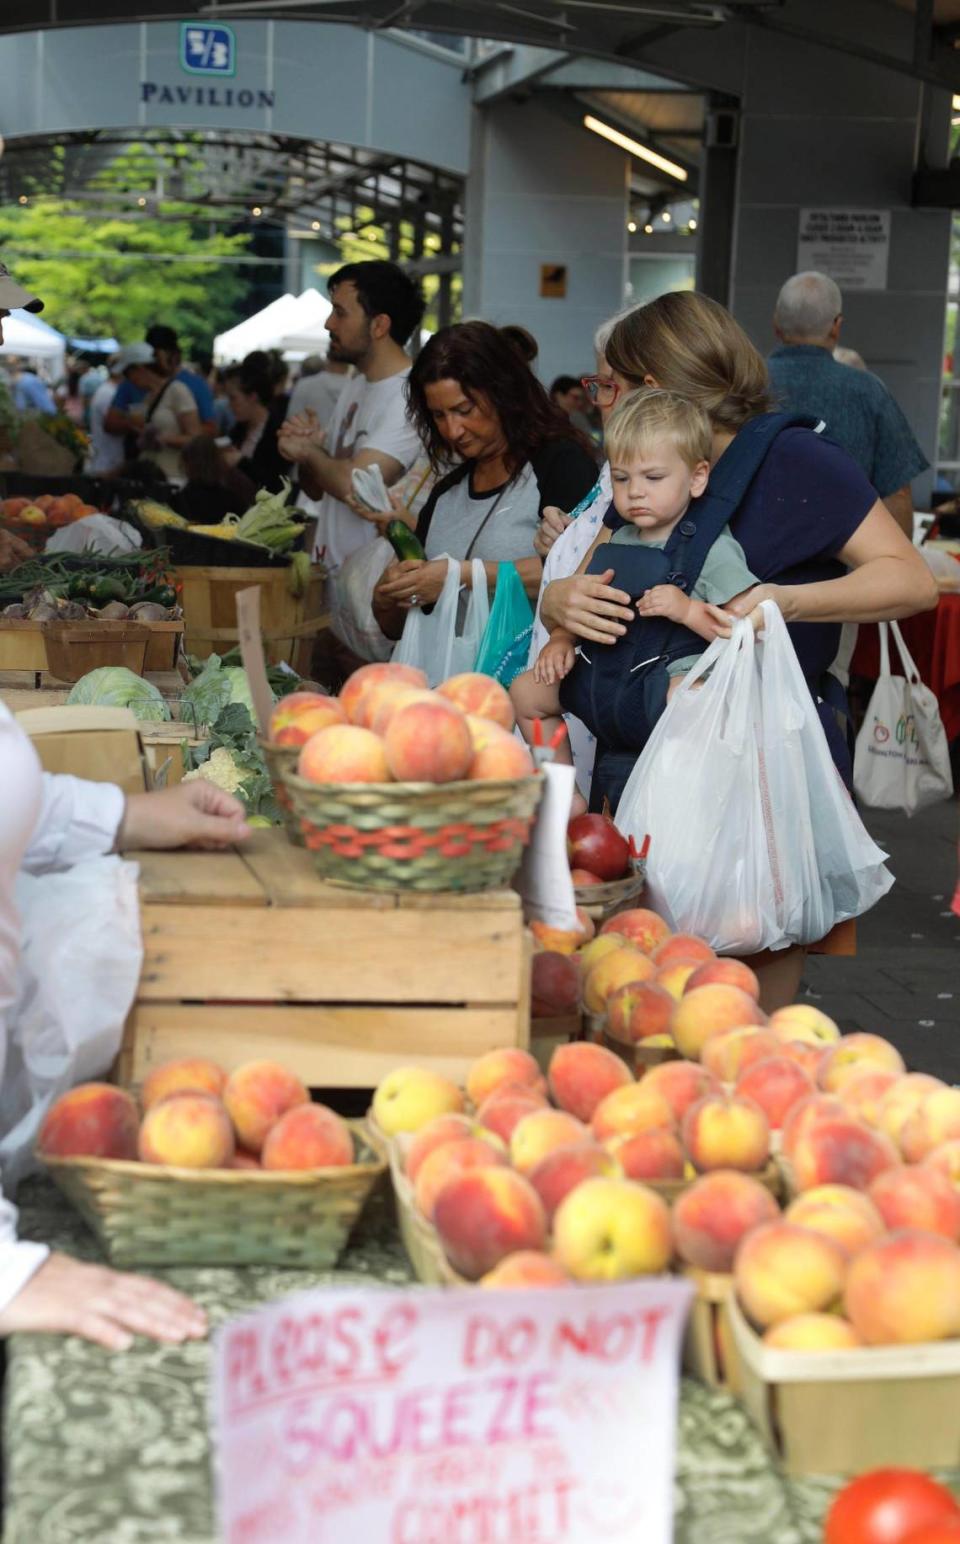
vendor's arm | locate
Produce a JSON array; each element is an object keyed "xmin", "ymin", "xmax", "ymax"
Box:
[{"xmin": 26, "ymin": 776, "xmax": 249, "ymax": 873}]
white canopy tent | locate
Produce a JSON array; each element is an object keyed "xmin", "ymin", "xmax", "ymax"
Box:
[
  {"xmin": 214, "ymin": 289, "xmax": 331, "ymax": 364},
  {"xmin": 0, "ymin": 309, "xmax": 67, "ymax": 374}
]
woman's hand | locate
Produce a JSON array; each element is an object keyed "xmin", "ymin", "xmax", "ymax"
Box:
[
  {"xmin": 119, "ymin": 782, "xmax": 250, "ymax": 852},
  {"xmin": 0, "ymin": 1252, "xmax": 208, "ymax": 1351},
  {"xmin": 535, "ymin": 506, "xmax": 572, "ymax": 559},
  {"xmin": 375, "ymin": 557, "xmax": 447, "ymax": 610},
  {"xmin": 542, "ymin": 569, "xmax": 634, "ymax": 644}
]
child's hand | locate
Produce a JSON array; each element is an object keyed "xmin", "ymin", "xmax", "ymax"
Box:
[
  {"xmin": 534, "ymin": 638, "xmax": 576, "ymax": 685},
  {"xmin": 704, "ymin": 603, "xmax": 765, "ymax": 637},
  {"xmin": 636, "ymin": 584, "xmax": 688, "ymax": 623}
]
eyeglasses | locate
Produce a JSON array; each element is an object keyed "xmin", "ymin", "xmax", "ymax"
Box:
[{"xmin": 581, "ymin": 374, "xmax": 621, "ymax": 406}]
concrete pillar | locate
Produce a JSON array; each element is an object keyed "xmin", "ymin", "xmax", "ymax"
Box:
[{"xmin": 462, "ymin": 99, "xmax": 629, "ymax": 385}]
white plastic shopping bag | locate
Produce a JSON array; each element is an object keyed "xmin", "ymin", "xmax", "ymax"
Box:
[
  {"xmin": 331, "ymin": 536, "xmax": 395, "ymax": 662},
  {"xmin": 392, "ymin": 557, "xmax": 489, "ymax": 686},
  {"xmin": 615, "ymin": 602, "xmax": 892, "ymax": 953},
  {"xmin": 853, "ymin": 620, "xmax": 953, "ymax": 815}
]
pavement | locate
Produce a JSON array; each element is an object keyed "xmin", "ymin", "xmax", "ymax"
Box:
[{"xmin": 802, "ymin": 796, "xmax": 960, "ymax": 1081}]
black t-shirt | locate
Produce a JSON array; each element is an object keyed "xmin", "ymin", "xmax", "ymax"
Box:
[{"xmin": 416, "ymin": 437, "xmax": 598, "ymax": 550}]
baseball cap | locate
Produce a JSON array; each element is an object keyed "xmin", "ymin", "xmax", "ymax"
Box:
[
  {"xmin": 114, "ymin": 342, "xmax": 155, "ymax": 372},
  {"xmin": 0, "ymin": 262, "xmax": 43, "ymax": 313}
]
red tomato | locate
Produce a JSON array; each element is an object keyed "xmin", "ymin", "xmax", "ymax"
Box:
[
  {"xmin": 825, "ymin": 1471, "xmax": 960, "ymax": 1544},
  {"xmin": 901, "ymin": 1525, "xmax": 960, "ymax": 1544}
]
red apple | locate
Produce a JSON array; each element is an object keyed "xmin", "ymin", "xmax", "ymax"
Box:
[{"xmin": 567, "ymin": 815, "xmax": 629, "ymax": 883}]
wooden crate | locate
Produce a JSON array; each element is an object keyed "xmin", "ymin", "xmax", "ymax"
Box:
[
  {"xmin": 0, "ymin": 618, "xmax": 183, "ymax": 674},
  {"xmin": 176, "ymin": 563, "xmax": 328, "ymax": 672},
  {"xmin": 117, "ymin": 828, "xmax": 531, "ymax": 1091},
  {"xmin": 0, "ymin": 668, "xmax": 185, "ymax": 713}
]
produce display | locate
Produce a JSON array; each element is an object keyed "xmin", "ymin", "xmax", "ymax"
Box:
[
  {"xmin": 0, "ymin": 549, "xmax": 178, "ymax": 620},
  {"xmin": 0, "ymin": 492, "xmax": 101, "ymax": 528},
  {"xmin": 824, "ymin": 1469, "xmax": 960, "ymax": 1543},
  {"xmin": 131, "ymin": 479, "xmax": 306, "ymax": 554}
]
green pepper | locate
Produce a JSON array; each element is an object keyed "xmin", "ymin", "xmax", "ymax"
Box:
[
  {"xmin": 68, "ymin": 575, "xmax": 91, "ymax": 599},
  {"xmin": 140, "ymin": 584, "xmax": 177, "ymax": 608},
  {"xmin": 88, "ymin": 577, "xmax": 130, "ymax": 604}
]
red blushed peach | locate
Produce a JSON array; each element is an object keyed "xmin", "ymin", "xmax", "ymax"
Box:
[
  {"xmin": 339, "ymin": 662, "xmax": 427, "ymax": 724},
  {"xmin": 768, "ymin": 1004, "xmax": 840, "ymax": 1047},
  {"xmin": 384, "ymin": 698, "xmax": 473, "ymax": 784},
  {"xmin": 480, "ymin": 1252, "xmax": 570, "ymax": 1288},
  {"xmin": 868, "ymin": 1166, "xmax": 960, "ymax": 1241},
  {"xmin": 510, "ymin": 1109, "xmax": 589, "ymax": 1174},
  {"xmin": 466, "ymin": 1048, "xmax": 544, "ymax": 1109},
  {"xmin": 433, "ymin": 1168, "xmax": 547, "ymax": 1281},
  {"xmin": 437, "ymin": 672, "xmax": 515, "ymax": 731},
  {"xmin": 734, "ymin": 1222, "xmax": 848, "ymax": 1329},
  {"xmin": 370, "ymin": 688, "xmax": 437, "ymax": 737},
  {"xmin": 532, "ymin": 952, "xmax": 582, "ymax": 1018},
  {"xmin": 785, "ymin": 1185, "xmax": 886, "ymax": 1257},
  {"xmin": 606, "ymin": 981, "xmax": 676, "ymax": 1043},
  {"xmin": 673, "ymin": 1169, "xmax": 781, "ymax": 1272},
  {"xmin": 685, "ymin": 958, "xmax": 761, "ymax": 1001},
  {"xmin": 642, "ymin": 1061, "xmax": 720, "ymax": 1123},
  {"xmin": 901, "ymin": 1087, "xmax": 960, "ymax": 1163},
  {"xmin": 298, "ymin": 724, "xmax": 390, "ymax": 785},
  {"xmin": 39, "ymin": 1083, "xmax": 140, "ymax": 1160},
  {"xmin": 777, "ymin": 1041, "xmax": 827, "ymax": 1080},
  {"xmin": 599, "ymin": 908, "xmax": 672, "ymax": 955},
  {"xmin": 571, "ymin": 868, "xmax": 603, "ymax": 888},
  {"xmin": 791, "ymin": 1116, "xmax": 901, "ymax": 1193},
  {"xmin": 817, "ymin": 1033, "xmax": 906, "ymax": 1093},
  {"xmin": 923, "ymin": 1140, "xmax": 960, "ymax": 1190},
  {"xmin": 877, "ymin": 1073, "xmax": 946, "ymax": 1150},
  {"xmin": 269, "ymin": 690, "xmax": 337, "ymax": 738},
  {"xmin": 141, "ymin": 1058, "xmax": 226, "ymax": 1112},
  {"xmin": 468, "ymin": 727, "xmax": 535, "ymax": 781},
  {"xmin": 701, "ymin": 1028, "xmax": 781, "ymax": 1084},
  {"xmin": 406, "ymin": 1114, "xmax": 502, "ymax": 1183},
  {"xmin": 231, "ymin": 1148, "xmax": 261, "ymax": 1170},
  {"xmin": 552, "ymin": 1177, "xmax": 673, "ymax": 1281},
  {"xmin": 655, "ymin": 962, "xmax": 700, "ymax": 1001},
  {"xmin": 270, "ymin": 696, "xmax": 346, "ymax": 746},
  {"xmin": 682, "ymin": 1093, "xmax": 770, "ymax": 1174},
  {"xmin": 836, "ymin": 1069, "xmax": 901, "ymax": 1127},
  {"xmin": 548, "ymin": 1042, "xmax": 633, "ymax": 1123},
  {"xmin": 606, "ymin": 1126, "xmax": 685, "ymax": 1183},
  {"xmin": 781, "ymin": 1095, "xmax": 849, "ymax": 1161},
  {"xmin": 651, "ymin": 933, "xmax": 715, "ymax": 970},
  {"xmin": 528, "ymin": 1142, "xmax": 620, "ymax": 1222},
  {"xmin": 530, "ymin": 920, "xmax": 587, "ymax": 956},
  {"xmin": 223, "ymin": 1061, "xmax": 309, "ymax": 1154},
  {"xmin": 763, "ymin": 1314, "xmax": 862, "ymax": 1351},
  {"xmin": 413, "ymin": 1136, "xmax": 509, "ymax": 1221},
  {"xmin": 477, "ymin": 1091, "xmax": 547, "ymax": 1145},
  {"xmin": 261, "ymin": 1104, "xmax": 354, "ymax": 1171},
  {"xmin": 590, "ymin": 1081, "xmax": 676, "ymax": 1142},
  {"xmin": 735, "ymin": 1056, "xmax": 815, "ymax": 1131},
  {"xmin": 670, "ymin": 985, "xmax": 767, "ymax": 1061},
  {"xmin": 844, "ymin": 1230, "xmax": 960, "ymax": 1345},
  {"xmin": 582, "ymin": 948, "xmax": 656, "ymax": 1016},
  {"xmin": 138, "ymin": 1093, "xmax": 235, "ymax": 1169}
]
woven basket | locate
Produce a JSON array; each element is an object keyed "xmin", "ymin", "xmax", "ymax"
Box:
[
  {"xmin": 258, "ymin": 737, "xmax": 304, "ymax": 847},
  {"xmin": 574, "ymin": 859, "xmax": 647, "ymax": 922},
  {"xmin": 41, "ymin": 1120, "xmax": 385, "ymax": 1268},
  {"xmin": 280, "ymin": 768, "xmax": 543, "ymax": 892}
]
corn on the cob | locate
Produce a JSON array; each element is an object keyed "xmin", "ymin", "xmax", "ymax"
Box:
[
  {"xmin": 187, "ymin": 524, "xmax": 239, "ymax": 539},
  {"xmin": 131, "ymin": 499, "xmax": 189, "ymax": 530}
]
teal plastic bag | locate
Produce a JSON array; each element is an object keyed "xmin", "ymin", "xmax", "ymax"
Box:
[{"xmin": 474, "ymin": 561, "xmax": 534, "ymax": 686}]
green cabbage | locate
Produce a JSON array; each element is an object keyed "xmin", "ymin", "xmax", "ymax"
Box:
[
  {"xmin": 66, "ymin": 667, "xmax": 171, "ymax": 721},
  {"xmin": 179, "ymin": 655, "xmax": 269, "ymax": 729}
]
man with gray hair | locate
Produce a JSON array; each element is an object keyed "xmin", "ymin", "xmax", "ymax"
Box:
[{"xmin": 768, "ymin": 270, "xmax": 926, "ymax": 537}]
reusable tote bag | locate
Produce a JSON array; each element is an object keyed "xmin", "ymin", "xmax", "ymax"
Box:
[
  {"xmin": 853, "ymin": 620, "xmax": 953, "ymax": 816},
  {"xmin": 474, "ymin": 562, "xmax": 535, "ymax": 686},
  {"xmin": 392, "ymin": 557, "xmax": 489, "ymax": 686}
]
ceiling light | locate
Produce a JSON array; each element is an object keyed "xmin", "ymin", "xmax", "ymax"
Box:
[
  {"xmin": 252, "ymin": 206, "xmax": 262, "ymax": 217},
  {"xmin": 661, "ymin": 209, "xmax": 672, "ymax": 222},
  {"xmin": 627, "ymin": 219, "xmax": 637, "ymax": 233},
  {"xmin": 644, "ymin": 224, "xmax": 653, "ymax": 234},
  {"xmin": 311, "ymin": 220, "xmax": 320, "ymax": 231},
  {"xmin": 583, "ymin": 114, "xmax": 688, "ymax": 183},
  {"xmin": 689, "ymin": 218, "xmax": 697, "ymax": 231},
  {"xmin": 18, "ymin": 195, "xmax": 28, "ymax": 205}
]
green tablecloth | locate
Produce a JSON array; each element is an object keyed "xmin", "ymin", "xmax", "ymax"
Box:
[{"xmin": 3, "ymin": 1179, "xmax": 848, "ymax": 1544}]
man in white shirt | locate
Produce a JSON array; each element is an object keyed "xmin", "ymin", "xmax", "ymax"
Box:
[
  {"xmin": 278, "ymin": 260, "xmax": 425, "ymax": 571},
  {"xmin": 86, "ymin": 355, "xmax": 125, "ymax": 475}
]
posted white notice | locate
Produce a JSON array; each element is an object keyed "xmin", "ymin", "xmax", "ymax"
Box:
[
  {"xmin": 797, "ymin": 208, "xmax": 891, "ymax": 291},
  {"xmin": 213, "ymin": 1277, "xmax": 694, "ymax": 1544}
]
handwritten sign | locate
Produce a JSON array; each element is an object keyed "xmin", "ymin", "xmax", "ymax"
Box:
[
  {"xmin": 213, "ymin": 1277, "xmax": 694, "ymax": 1544},
  {"xmin": 797, "ymin": 208, "xmax": 890, "ymax": 291},
  {"xmin": 235, "ymin": 587, "xmax": 275, "ymax": 738}
]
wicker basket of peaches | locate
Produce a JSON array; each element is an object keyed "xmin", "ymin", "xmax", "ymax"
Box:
[{"xmin": 263, "ymin": 663, "xmax": 543, "ymax": 892}]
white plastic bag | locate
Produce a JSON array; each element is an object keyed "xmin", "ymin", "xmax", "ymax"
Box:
[
  {"xmin": 330, "ymin": 536, "xmax": 395, "ymax": 662},
  {"xmin": 45, "ymin": 514, "xmax": 142, "ymax": 556},
  {"xmin": 392, "ymin": 556, "xmax": 489, "ymax": 686},
  {"xmin": 616, "ymin": 602, "xmax": 892, "ymax": 953},
  {"xmin": 853, "ymin": 620, "xmax": 954, "ymax": 815}
]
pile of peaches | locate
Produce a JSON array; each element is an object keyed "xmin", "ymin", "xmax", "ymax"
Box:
[
  {"xmin": 1, "ymin": 493, "xmax": 100, "ymax": 528},
  {"xmin": 268, "ymin": 662, "xmax": 534, "ymax": 787},
  {"xmin": 38, "ymin": 1058, "xmax": 356, "ymax": 1173}
]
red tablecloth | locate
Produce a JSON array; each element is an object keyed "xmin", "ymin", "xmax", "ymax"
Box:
[{"xmin": 850, "ymin": 592, "xmax": 960, "ymax": 743}]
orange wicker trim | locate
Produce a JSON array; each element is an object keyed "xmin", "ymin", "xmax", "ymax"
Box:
[{"xmin": 302, "ymin": 814, "xmax": 534, "ymax": 860}]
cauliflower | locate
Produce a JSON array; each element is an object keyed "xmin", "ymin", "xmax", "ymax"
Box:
[{"xmin": 182, "ymin": 746, "xmax": 250, "ymax": 795}]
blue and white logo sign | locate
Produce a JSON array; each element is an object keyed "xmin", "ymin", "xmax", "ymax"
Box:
[{"xmin": 180, "ymin": 23, "xmax": 236, "ymax": 77}]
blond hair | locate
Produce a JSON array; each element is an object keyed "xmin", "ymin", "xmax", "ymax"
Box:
[
  {"xmin": 606, "ymin": 291, "xmax": 771, "ymax": 432},
  {"xmin": 604, "ymin": 387, "xmax": 712, "ymax": 471}
]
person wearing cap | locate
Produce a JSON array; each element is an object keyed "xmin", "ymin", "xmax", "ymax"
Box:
[
  {"xmin": 106, "ymin": 325, "xmax": 215, "ymax": 439},
  {"xmin": 110, "ymin": 342, "xmax": 200, "ymax": 485}
]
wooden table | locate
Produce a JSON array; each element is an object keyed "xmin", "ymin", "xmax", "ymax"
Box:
[{"xmin": 118, "ymin": 829, "xmax": 532, "ymax": 1090}]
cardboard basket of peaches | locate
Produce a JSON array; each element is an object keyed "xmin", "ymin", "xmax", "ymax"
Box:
[
  {"xmin": 262, "ymin": 663, "xmax": 543, "ymax": 893},
  {"xmin": 36, "ymin": 1058, "xmax": 385, "ymax": 1269}
]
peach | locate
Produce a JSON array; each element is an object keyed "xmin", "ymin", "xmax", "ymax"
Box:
[
  {"xmin": 548, "ymin": 1042, "xmax": 633, "ymax": 1122},
  {"xmin": 364, "ymin": 684, "xmax": 436, "ymax": 734},
  {"xmin": 466, "ymin": 1048, "xmax": 544, "ymax": 1109},
  {"xmin": 600, "ymin": 908, "xmax": 672, "ymax": 955},
  {"xmin": 261, "ymin": 1103, "xmax": 353, "ymax": 1171},
  {"xmin": 38, "ymin": 1082, "xmax": 139, "ymax": 1161},
  {"xmin": 433, "ymin": 1168, "xmax": 547, "ymax": 1280},
  {"xmin": 138, "ymin": 1092, "xmax": 235, "ymax": 1169},
  {"xmin": 651, "ymin": 933, "xmax": 715, "ymax": 970},
  {"xmin": 477, "ymin": 1090, "xmax": 547, "ymax": 1145},
  {"xmin": 528, "ymin": 1142, "xmax": 620, "ymax": 1222},
  {"xmin": 437, "ymin": 672, "xmax": 515, "ymax": 731},
  {"xmin": 781, "ymin": 1095, "xmax": 849, "ymax": 1161},
  {"xmin": 777, "ymin": 1041, "xmax": 828, "ymax": 1080},
  {"xmin": 835, "ymin": 1069, "xmax": 900, "ymax": 1127},
  {"xmin": 480, "ymin": 1252, "xmax": 569, "ymax": 1288},
  {"xmin": 606, "ymin": 981, "xmax": 676, "ymax": 1043},
  {"xmin": 468, "ymin": 726, "xmax": 535, "ymax": 781},
  {"xmin": 701, "ymin": 1028, "xmax": 781, "ymax": 1084},
  {"xmin": 817, "ymin": 1033, "xmax": 906, "ymax": 1093},
  {"xmin": 531, "ymin": 952, "xmax": 582, "ymax": 1019},
  {"xmin": 383, "ymin": 698, "xmax": 473, "ymax": 784},
  {"xmin": 607, "ymin": 1126, "xmax": 685, "ymax": 1183},
  {"xmin": 510, "ymin": 1108, "xmax": 589, "ymax": 1174},
  {"xmin": 141, "ymin": 1058, "xmax": 226, "ymax": 1111},
  {"xmin": 924, "ymin": 1140, "xmax": 960, "ymax": 1190},
  {"xmin": 405, "ymin": 1114, "xmax": 479, "ymax": 1181},
  {"xmin": 571, "ymin": 868, "xmax": 603, "ymax": 888},
  {"xmin": 844, "ymin": 1230, "xmax": 960, "ymax": 1345},
  {"xmin": 298, "ymin": 724, "xmax": 390, "ymax": 785},
  {"xmin": 578, "ymin": 934, "xmax": 627, "ymax": 972},
  {"xmin": 643, "ymin": 1061, "xmax": 720, "ymax": 1123},
  {"xmin": 231, "ymin": 1148, "xmax": 261, "ymax": 1170},
  {"xmin": 655, "ymin": 962, "xmax": 700, "ymax": 1001},
  {"xmin": 685, "ymin": 958, "xmax": 761, "ymax": 1001},
  {"xmin": 530, "ymin": 920, "xmax": 586, "ymax": 956},
  {"xmin": 553, "ymin": 1177, "xmax": 673, "ymax": 1280},
  {"xmin": 785, "ymin": 1185, "xmax": 886, "ymax": 1257},
  {"xmin": 682, "ymin": 1093, "xmax": 770, "ymax": 1174},
  {"xmin": 582, "ymin": 948, "xmax": 655, "ymax": 1016},
  {"xmin": 768, "ymin": 1004, "xmax": 840, "ymax": 1046},
  {"xmin": 790, "ymin": 1116, "xmax": 900, "ymax": 1193},
  {"xmin": 413, "ymin": 1136, "xmax": 509, "ymax": 1221},
  {"xmin": 372, "ymin": 1066, "xmax": 463, "ymax": 1137},
  {"xmin": 224, "ymin": 1061, "xmax": 310, "ymax": 1153},
  {"xmin": 900, "ymin": 1087, "xmax": 960, "ymax": 1163},
  {"xmin": 735, "ymin": 1056, "xmax": 815, "ymax": 1130},
  {"xmin": 877, "ymin": 1073, "xmax": 946, "ymax": 1149},
  {"xmin": 590, "ymin": 1081, "xmax": 675, "ymax": 1142},
  {"xmin": 575, "ymin": 907, "xmax": 596, "ymax": 943},
  {"xmin": 670, "ymin": 985, "xmax": 766, "ymax": 1061},
  {"xmin": 270, "ymin": 695, "xmax": 346, "ymax": 746},
  {"xmin": 462, "ymin": 712, "xmax": 504, "ymax": 756},
  {"xmin": 763, "ymin": 1314, "xmax": 862, "ymax": 1351},
  {"xmin": 673, "ymin": 1170, "xmax": 780, "ymax": 1272},
  {"xmin": 339, "ymin": 662, "xmax": 427, "ymax": 724},
  {"xmin": 869, "ymin": 1166, "xmax": 960, "ymax": 1241},
  {"xmin": 734, "ymin": 1222, "xmax": 848, "ymax": 1329}
]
